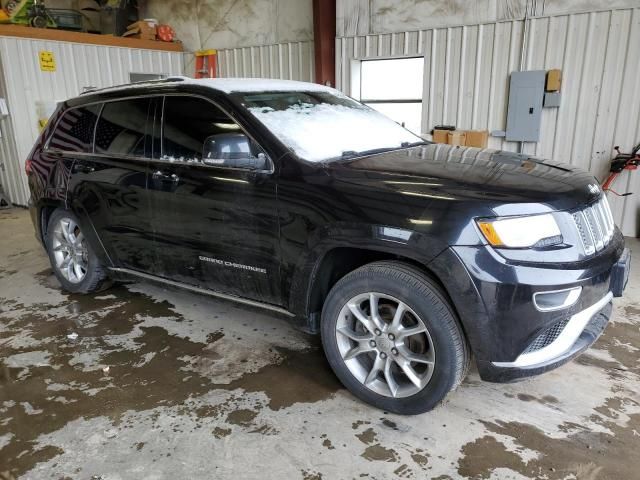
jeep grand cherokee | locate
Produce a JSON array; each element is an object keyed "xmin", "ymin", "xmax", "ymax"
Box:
[{"xmin": 26, "ymin": 78, "xmax": 630, "ymax": 414}]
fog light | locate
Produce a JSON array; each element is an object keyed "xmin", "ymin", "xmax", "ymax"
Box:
[{"xmin": 533, "ymin": 287, "xmax": 582, "ymax": 312}]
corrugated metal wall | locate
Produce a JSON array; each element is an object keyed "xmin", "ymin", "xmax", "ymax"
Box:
[
  {"xmin": 0, "ymin": 36, "xmax": 184, "ymax": 206},
  {"xmin": 336, "ymin": 7, "xmax": 640, "ymax": 236},
  {"xmin": 217, "ymin": 41, "xmax": 315, "ymax": 82}
]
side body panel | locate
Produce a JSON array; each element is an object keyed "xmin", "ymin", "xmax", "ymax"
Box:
[
  {"xmin": 66, "ymin": 97, "xmax": 156, "ymax": 272},
  {"xmin": 147, "ymin": 161, "xmax": 281, "ymax": 304},
  {"xmin": 67, "ymin": 154, "xmax": 151, "ymax": 271},
  {"xmin": 145, "ymin": 91, "xmax": 283, "ymax": 304}
]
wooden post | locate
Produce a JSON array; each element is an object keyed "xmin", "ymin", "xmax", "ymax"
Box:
[{"xmin": 313, "ymin": 0, "xmax": 336, "ymax": 87}]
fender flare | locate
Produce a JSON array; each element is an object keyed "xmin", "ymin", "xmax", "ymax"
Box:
[{"xmin": 286, "ymin": 222, "xmax": 449, "ymax": 319}]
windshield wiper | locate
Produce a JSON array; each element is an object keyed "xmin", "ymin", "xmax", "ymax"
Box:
[
  {"xmin": 341, "ymin": 147, "xmax": 403, "ymax": 159},
  {"xmin": 401, "ymin": 141, "xmax": 429, "ymax": 148},
  {"xmin": 339, "ymin": 142, "xmax": 429, "ymax": 161}
]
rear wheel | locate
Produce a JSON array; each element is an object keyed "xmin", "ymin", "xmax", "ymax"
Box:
[
  {"xmin": 45, "ymin": 209, "xmax": 109, "ymax": 293},
  {"xmin": 321, "ymin": 261, "xmax": 469, "ymax": 414}
]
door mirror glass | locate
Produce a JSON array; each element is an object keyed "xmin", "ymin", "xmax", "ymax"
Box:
[{"xmin": 202, "ymin": 133, "xmax": 268, "ymax": 170}]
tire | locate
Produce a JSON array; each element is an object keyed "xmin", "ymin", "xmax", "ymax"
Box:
[
  {"xmin": 45, "ymin": 208, "xmax": 110, "ymax": 294},
  {"xmin": 321, "ymin": 261, "xmax": 470, "ymax": 415},
  {"xmin": 30, "ymin": 16, "xmax": 48, "ymax": 29}
]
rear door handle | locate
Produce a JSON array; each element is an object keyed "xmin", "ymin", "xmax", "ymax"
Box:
[{"xmin": 152, "ymin": 170, "xmax": 180, "ymax": 183}]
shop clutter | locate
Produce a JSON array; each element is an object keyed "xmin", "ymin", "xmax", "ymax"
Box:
[
  {"xmin": 123, "ymin": 19, "xmax": 175, "ymax": 42},
  {"xmin": 0, "ymin": 1, "xmax": 178, "ymax": 44}
]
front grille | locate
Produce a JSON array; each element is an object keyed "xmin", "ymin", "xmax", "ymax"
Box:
[
  {"xmin": 523, "ymin": 318, "xmax": 570, "ymax": 354},
  {"xmin": 572, "ymin": 195, "xmax": 615, "ymax": 256}
]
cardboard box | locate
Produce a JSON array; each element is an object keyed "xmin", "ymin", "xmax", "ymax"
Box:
[
  {"xmin": 80, "ymin": 0, "xmax": 101, "ymax": 33},
  {"xmin": 546, "ymin": 69, "xmax": 562, "ymax": 92},
  {"xmin": 465, "ymin": 130, "xmax": 489, "ymax": 148},
  {"xmin": 123, "ymin": 20, "xmax": 157, "ymax": 40},
  {"xmin": 432, "ymin": 129, "xmax": 449, "ymax": 144},
  {"xmin": 447, "ymin": 131, "xmax": 466, "ymax": 146}
]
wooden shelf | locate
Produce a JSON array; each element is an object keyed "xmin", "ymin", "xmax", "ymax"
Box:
[{"xmin": 0, "ymin": 24, "xmax": 183, "ymax": 52}]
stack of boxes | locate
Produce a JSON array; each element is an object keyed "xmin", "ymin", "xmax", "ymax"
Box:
[{"xmin": 432, "ymin": 128, "xmax": 489, "ymax": 148}]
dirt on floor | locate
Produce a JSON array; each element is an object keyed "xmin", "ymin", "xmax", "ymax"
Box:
[{"xmin": 1, "ymin": 207, "xmax": 639, "ymax": 479}]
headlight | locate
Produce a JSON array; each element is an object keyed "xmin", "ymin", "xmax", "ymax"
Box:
[{"xmin": 476, "ymin": 213, "xmax": 562, "ymax": 248}]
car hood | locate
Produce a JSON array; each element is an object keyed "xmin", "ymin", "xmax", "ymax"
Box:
[{"xmin": 326, "ymin": 143, "xmax": 601, "ymax": 215}]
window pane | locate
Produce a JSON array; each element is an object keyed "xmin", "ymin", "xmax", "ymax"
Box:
[
  {"xmin": 365, "ymin": 102, "xmax": 422, "ymax": 135},
  {"xmin": 361, "ymin": 57, "xmax": 424, "ymax": 101},
  {"xmin": 95, "ymin": 99, "xmax": 151, "ymax": 157},
  {"xmin": 162, "ymin": 96, "xmax": 246, "ymax": 164},
  {"xmin": 49, "ymin": 105, "xmax": 100, "ymax": 153}
]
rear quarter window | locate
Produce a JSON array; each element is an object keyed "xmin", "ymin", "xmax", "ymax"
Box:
[{"xmin": 47, "ymin": 104, "xmax": 100, "ymax": 153}]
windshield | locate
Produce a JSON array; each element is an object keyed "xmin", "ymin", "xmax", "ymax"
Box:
[{"xmin": 232, "ymin": 90, "xmax": 423, "ymax": 162}]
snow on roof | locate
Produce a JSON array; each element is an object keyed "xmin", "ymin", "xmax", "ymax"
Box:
[
  {"xmin": 80, "ymin": 76, "xmax": 336, "ymax": 97},
  {"xmin": 183, "ymin": 77, "xmax": 337, "ymax": 94}
]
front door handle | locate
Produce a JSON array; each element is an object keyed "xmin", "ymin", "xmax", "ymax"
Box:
[{"xmin": 152, "ymin": 170, "xmax": 180, "ymax": 183}]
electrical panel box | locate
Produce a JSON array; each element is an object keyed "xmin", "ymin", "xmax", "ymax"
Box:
[{"xmin": 505, "ymin": 70, "xmax": 546, "ymax": 142}]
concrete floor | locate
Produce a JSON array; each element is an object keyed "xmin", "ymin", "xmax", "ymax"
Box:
[{"xmin": 0, "ymin": 207, "xmax": 639, "ymax": 480}]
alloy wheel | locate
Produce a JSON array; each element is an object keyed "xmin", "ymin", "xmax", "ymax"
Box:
[
  {"xmin": 335, "ymin": 292, "xmax": 435, "ymax": 398},
  {"xmin": 51, "ymin": 217, "xmax": 88, "ymax": 284}
]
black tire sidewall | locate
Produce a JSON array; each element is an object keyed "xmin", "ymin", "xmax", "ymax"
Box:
[
  {"xmin": 45, "ymin": 209, "xmax": 102, "ymax": 293},
  {"xmin": 321, "ymin": 266, "xmax": 463, "ymax": 414}
]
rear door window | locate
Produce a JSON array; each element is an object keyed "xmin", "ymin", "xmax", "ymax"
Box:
[
  {"xmin": 48, "ymin": 104, "xmax": 100, "ymax": 153},
  {"xmin": 95, "ymin": 98, "xmax": 152, "ymax": 158}
]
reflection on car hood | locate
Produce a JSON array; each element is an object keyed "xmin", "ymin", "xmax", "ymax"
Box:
[{"xmin": 328, "ymin": 143, "xmax": 601, "ymax": 212}]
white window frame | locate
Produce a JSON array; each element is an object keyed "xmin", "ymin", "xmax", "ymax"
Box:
[{"xmin": 350, "ymin": 56, "xmax": 425, "ymax": 135}]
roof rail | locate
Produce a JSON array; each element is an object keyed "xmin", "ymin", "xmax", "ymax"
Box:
[{"xmin": 79, "ymin": 76, "xmax": 188, "ymax": 95}]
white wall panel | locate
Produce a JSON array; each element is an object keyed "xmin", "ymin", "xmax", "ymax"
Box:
[
  {"xmin": 217, "ymin": 41, "xmax": 314, "ymax": 82},
  {"xmin": 337, "ymin": 7, "xmax": 640, "ymax": 236},
  {"xmin": 0, "ymin": 36, "xmax": 183, "ymax": 207}
]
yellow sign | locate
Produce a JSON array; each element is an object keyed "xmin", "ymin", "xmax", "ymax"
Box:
[{"xmin": 39, "ymin": 51, "xmax": 56, "ymax": 72}]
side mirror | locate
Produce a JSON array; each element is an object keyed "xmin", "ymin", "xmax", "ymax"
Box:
[
  {"xmin": 203, "ymin": 134, "xmax": 269, "ymax": 170},
  {"xmin": 254, "ymin": 152, "xmax": 268, "ymax": 170}
]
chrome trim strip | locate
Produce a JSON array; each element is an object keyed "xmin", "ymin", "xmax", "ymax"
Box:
[
  {"xmin": 532, "ymin": 286, "xmax": 582, "ymax": 312},
  {"xmin": 109, "ymin": 267, "xmax": 294, "ymax": 317},
  {"xmin": 493, "ymin": 291, "xmax": 613, "ymax": 368}
]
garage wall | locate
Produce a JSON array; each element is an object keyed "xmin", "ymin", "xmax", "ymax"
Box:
[
  {"xmin": 217, "ymin": 40, "xmax": 314, "ymax": 81},
  {"xmin": 337, "ymin": 0, "xmax": 640, "ymax": 36},
  {"xmin": 144, "ymin": 0, "xmax": 313, "ymax": 52},
  {"xmin": 336, "ymin": 7, "xmax": 640, "ymax": 236},
  {"xmin": 0, "ymin": 36, "xmax": 184, "ymax": 206}
]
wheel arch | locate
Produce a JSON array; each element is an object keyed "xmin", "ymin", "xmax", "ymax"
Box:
[
  {"xmin": 37, "ymin": 200, "xmax": 66, "ymax": 244},
  {"xmin": 289, "ymin": 240, "xmax": 458, "ymax": 334}
]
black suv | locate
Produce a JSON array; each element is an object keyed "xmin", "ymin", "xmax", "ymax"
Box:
[{"xmin": 27, "ymin": 78, "xmax": 630, "ymax": 414}]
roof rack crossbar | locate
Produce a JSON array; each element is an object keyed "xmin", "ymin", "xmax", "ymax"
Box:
[{"xmin": 79, "ymin": 76, "xmax": 188, "ymax": 95}]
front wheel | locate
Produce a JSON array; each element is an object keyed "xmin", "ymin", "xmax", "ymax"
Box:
[
  {"xmin": 321, "ymin": 261, "xmax": 470, "ymax": 414},
  {"xmin": 45, "ymin": 209, "xmax": 110, "ymax": 294}
]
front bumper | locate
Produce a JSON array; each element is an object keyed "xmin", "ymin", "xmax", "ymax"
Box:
[
  {"xmin": 428, "ymin": 231, "xmax": 628, "ymax": 383},
  {"xmin": 484, "ymin": 292, "xmax": 613, "ymax": 381}
]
